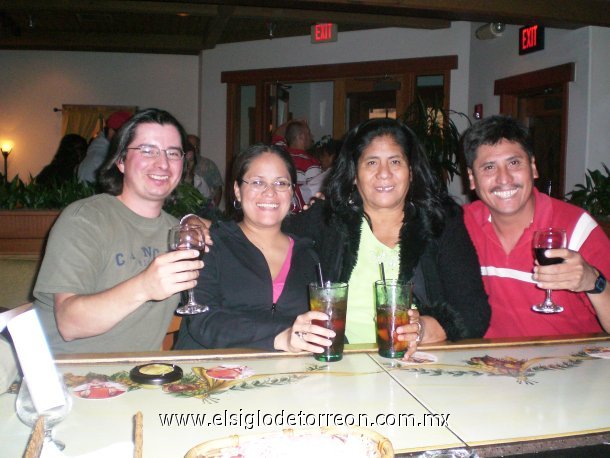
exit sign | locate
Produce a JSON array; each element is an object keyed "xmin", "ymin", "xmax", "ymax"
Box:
[
  {"xmin": 311, "ymin": 23, "xmax": 338, "ymax": 43},
  {"xmin": 519, "ymin": 24, "xmax": 545, "ymax": 55}
]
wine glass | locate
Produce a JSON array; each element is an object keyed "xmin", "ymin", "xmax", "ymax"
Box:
[
  {"xmin": 15, "ymin": 374, "xmax": 73, "ymax": 451},
  {"xmin": 168, "ymin": 223, "xmax": 209, "ymax": 314},
  {"xmin": 532, "ymin": 228, "xmax": 567, "ymax": 313}
]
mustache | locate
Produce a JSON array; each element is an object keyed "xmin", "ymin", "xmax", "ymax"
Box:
[{"xmin": 490, "ymin": 184, "xmax": 522, "ymax": 193}]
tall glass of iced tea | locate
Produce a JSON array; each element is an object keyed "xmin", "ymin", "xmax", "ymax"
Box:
[
  {"xmin": 309, "ymin": 282, "xmax": 348, "ymax": 362},
  {"xmin": 375, "ymin": 280, "xmax": 413, "ymax": 358}
]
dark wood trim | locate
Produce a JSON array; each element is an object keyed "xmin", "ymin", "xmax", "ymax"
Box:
[
  {"xmin": 494, "ymin": 63, "xmax": 574, "ymax": 95},
  {"xmin": 222, "ymin": 56, "xmax": 458, "ymax": 84},
  {"xmin": 495, "ymin": 63, "xmax": 574, "ymax": 198}
]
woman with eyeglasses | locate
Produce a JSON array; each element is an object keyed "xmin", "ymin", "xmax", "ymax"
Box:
[{"xmin": 175, "ymin": 144, "xmax": 335, "ymax": 352}]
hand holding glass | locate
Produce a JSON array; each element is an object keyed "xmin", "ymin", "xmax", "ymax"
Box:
[
  {"xmin": 532, "ymin": 228, "xmax": 567, "ymax": 313},
  {"xmin": 15, "ymin": 375, "xmax": 73, "ymax": 451},
  {"xmin": 168, "ymin": 223, "xmax": 208, "ymax": 315}
]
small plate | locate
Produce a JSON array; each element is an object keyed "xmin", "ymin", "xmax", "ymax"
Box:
[
  {"xmin": 129, "ymin": 363, "xmax": 183, "ymax": 385},
  {"xmin": 73, "ymin": 381, "xmax": 128, "ymax": 400},
  {"xmin": 584, "ymin": 346, "xmax": 610, "ymax": 359},
  {"xmin": 205, "ymin": 365, "xmax": 255, "ymax": 380},
  {"xmin": 400, "ymin": 351, "xmax": 438, "ymax": 365}
]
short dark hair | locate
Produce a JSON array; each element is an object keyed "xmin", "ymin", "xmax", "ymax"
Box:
[
  {"xmin": 98, "ymin": 108, "xmax": 188, "ymax": 195},
  {"xmin": 326, "ymin": 117, "xmax": 450, "ymax": 237},
  {"xmin": 284, "ymin": 120, "xmax": 309, "ymax": 147},
  {"xmin": 462, "ymin": 115, "xmax": 533, "ymax": 168},
  {"xmin": 230, "ymin": 143, "xmax": 297, "ymax": 221}
]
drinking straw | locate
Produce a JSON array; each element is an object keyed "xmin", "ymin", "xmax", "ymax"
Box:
[
  {"xmin": 316, "ymin": 263, "xmax": 325, "ymax": 287},
  {"xmin": 379, "ymin": 262, "xmax": 388, "ymax": 297}
]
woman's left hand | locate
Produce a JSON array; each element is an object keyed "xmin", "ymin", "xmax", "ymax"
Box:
[
  {"xmin": 396, "ymin": 308, "xmax": 424, "ymax": 360},
  {"xmin": 274, "ymin": 311, "xmax": 335, "ymax": 353}
]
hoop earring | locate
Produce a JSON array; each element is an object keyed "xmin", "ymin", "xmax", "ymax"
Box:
[
  {"xmin": 348, "ymin": 185, "xmax": 357, "ymax": 205},
  {"xmin": 233, "ymin": 199, "xmax": 242, "ymax": 210}
]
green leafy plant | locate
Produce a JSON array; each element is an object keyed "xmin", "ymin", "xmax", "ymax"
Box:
[
  {"xmin": 0, "ymin": 175, "xmax": 95, "ymax": 210},
  {"xmin": 566, "ymin": 163, "xmax": 610, "ymax": 219},
  {"xmin": 163, "ymin": 182, "xmax": 212, "ymax": 219},
  {"xmin": 402, "ymin": 97, "xmax": 470, "ymax": 190},
  {"xmin": 0, "ymin": 175, "xmax": 214, "ymax": 219}
]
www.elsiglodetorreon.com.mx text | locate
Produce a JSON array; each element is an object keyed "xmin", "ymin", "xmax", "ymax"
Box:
[{"xmin": 158, "ymin": 409, "xmax": 450, "ymax": 430}]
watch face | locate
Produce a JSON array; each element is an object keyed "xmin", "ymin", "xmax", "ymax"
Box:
[{"xmin": 596, "ymin": 274, "xmax": 607, "ymax": 292}]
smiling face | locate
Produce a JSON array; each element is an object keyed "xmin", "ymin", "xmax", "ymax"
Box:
[
  {"xmin": 116, "ymin": 123, "xmax": 183, "ymax": 217},
  {"xmin": 468, "ymin": 138, "xmax": 538, "ymax": 224},
  {"xmin": 234, "ymin": 152, "xmax": 293, "ymax": 230},
  {"xmin": 355, "ymin": 135, "xmax": 410, "ymax": 214}
]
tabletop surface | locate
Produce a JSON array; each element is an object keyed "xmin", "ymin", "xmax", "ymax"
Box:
[{"xmin": 1, "ymin": 336, "xmax": 609, "ymax": 457}]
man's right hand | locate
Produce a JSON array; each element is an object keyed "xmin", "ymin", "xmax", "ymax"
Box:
[{"xmin": 141, "ymin": 250, "xmax": 203, "ymax": 301}]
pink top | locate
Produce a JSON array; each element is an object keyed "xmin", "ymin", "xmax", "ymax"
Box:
[{"xmin": 272, "ymin": 237, "xmax": 294, "ymax": 304}]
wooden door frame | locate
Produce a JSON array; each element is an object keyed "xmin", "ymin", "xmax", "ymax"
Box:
[
  {"xmin": 221, "ymin": 55, "xmax": 457, "ymax": 175},
  {"xmin": 494, "ymin": 63, "xmax": 574, "ymax": 196}
]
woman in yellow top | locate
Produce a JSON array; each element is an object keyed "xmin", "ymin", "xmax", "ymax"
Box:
[{"xmin": 283, "ymin": 118, "xmax": 490, "ymax": 349}]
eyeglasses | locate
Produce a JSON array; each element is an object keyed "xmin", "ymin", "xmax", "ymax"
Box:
[
  {"xmin": 240, "ymin": 178, "xmax": 293, "ymax": 193},
  {"xmin": 127, "ymin": 145, "xmax": 184, "ymax": 161}
]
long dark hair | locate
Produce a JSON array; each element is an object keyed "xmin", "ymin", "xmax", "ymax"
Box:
[
  {"xmin": 326, "ymin": 117, "xmax": 451, "ymax": 237},
  {"xmin": 230, "ymin": 143, "xmax": 297, "ymax": 221},
  {"xmin": 98, "ymin": 108, "xmax": 188, "ymax": 195}
]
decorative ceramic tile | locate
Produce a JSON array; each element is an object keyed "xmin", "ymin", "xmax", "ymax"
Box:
[
  {"xmin": 2, "ymin": 341, "xmax": 608, "ymax": 457},
  {"xmin": 376, "ymin": 342, "xmax": 610, "ymax": 445}
]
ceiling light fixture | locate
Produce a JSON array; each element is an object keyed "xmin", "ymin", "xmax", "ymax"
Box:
[{"xmin": 475, "ymin": 22, "xmax": 505, "ymax": 40}]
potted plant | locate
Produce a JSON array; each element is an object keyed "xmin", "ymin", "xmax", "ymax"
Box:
[
  {"xmin": 566, "ymin": 163, "xmax": 610, "ymax": 237},
  {"xmin": 0, "ymin": 176, "xmax": 210, "ymax": 255},
  {"xmin": 402, "ymin": 97, "xmax": 470, "ymax": 191}
]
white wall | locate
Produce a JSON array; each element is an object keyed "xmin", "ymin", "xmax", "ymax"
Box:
[
  {"xmin": 468, "ymin": 24, "xmax": 610, "ymax": 193},
  {"xmin": 0, "ymin": 50, "xmax": 198, "ymax": 181},
  {"xmin": 199, "ymin": 23, "xmax": 473, "ymax": 197}
]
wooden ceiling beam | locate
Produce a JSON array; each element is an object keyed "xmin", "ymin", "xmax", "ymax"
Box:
[
  {"xmin": 0, "ymin": 32, "xmax": 205, "ymax": 55},
  {"xmin": 298, "ymin": 0, "xmax": 610, "ymax": 28},
  {"xmin": 202, "ymin": 5, "xmax": 234, "ymax": 50},
  {"xmin": 231, "ymin": 6, "xmax": 449, "ymax": 29}
]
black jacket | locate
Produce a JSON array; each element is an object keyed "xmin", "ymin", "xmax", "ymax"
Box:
[
  {"xmin": 283, "ymin": 200, "xmax": 490, "ymax": 340},
  {"xmin": 175, "ymin": 220, "xmax": 319, "ymax": 351}
]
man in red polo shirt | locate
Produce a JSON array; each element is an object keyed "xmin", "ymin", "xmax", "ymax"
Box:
[
  {"xmin": 462, "ymin": 115, "xmax": 609, "ymax": 338},
  {"xmin": 274, "ymin": 120, "xmax": 322, "ymax": 209}
]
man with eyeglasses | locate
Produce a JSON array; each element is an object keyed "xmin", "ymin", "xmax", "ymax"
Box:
[{"xmin": 33, "ymin": 108, "xmax": 208, "ymax": 354}]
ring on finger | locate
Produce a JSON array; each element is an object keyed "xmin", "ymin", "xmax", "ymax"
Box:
[{"xmin": 415, "ymin": 321, "xmax": 423, "ymax": 342}]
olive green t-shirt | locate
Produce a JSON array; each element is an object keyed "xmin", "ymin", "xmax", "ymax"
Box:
[
  {"xmin": 33, "ymin": 194, "xmax": 179, "ymax": 354},
  {"xmin": 346, "ymin": 219, "xmax": 400, "ymax": 344}
]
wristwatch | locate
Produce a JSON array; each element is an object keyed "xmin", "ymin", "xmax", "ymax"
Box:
[{"xmin": 586, "ymin": 271, "xmax": 607, "ymax": 294}]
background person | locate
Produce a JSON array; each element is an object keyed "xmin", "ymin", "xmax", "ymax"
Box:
[
  {"xmin": 283, "ymin": 118, "xmax": 490, "ymax": 350},
  {"xmin": 175, "ymin": 144, "xmax": 334, "ymax": 353},
  {"xmin": 187, "ymin": 134, "xmax": 223, "ymax": 207},
  {"xmin": 33, "ymin": 108, "xmax": 203, "ymax": 354},
  {"xmin": 35, "ymin": 133, "xmax": 88, "ymax": 186},
  {"xmin": 462, "ymin": 115, "xmax": 610, "ymax": 338},
  {"xmin": 275, "ymin": 120, "xmax": 323, "ymax": 206},
  {"xmin": 77, "ymin": 110, "xmax": 132, "ymax": 184}
]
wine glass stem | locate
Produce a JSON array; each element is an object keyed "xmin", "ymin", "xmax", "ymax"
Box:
[
  {"xmin": 544, "ymin": 289, "xmax": 553, "ymax": 306},
  {"xmin": 187, "ymin": 288, "xmax": 197, "ymax": 305}
]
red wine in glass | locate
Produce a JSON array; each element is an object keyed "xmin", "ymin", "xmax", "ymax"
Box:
[
  {"xmin": 531, "ymin": 228, "xmax": 567, "ymax": 313},
  {"xmin": 168, "ymin": 224, "xmax": 209, "ymax": 315}
]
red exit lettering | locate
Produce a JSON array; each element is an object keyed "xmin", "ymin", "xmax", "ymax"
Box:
[
  {"xmin": 521, "ymin": 25, "xmax": 538, "ymax": 49},
  {"xmin": 315, "ymin": 23, "xmax": 332, "ymax": 41}
]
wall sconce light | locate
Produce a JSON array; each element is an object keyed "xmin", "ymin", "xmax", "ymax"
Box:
[
  {"xmin": 2, "ymin": 143, "xmax": 12, "ymax": 184},
  {"xmin": 475, "ymin": 22, "xmax": 505, "ymax": 40}
]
